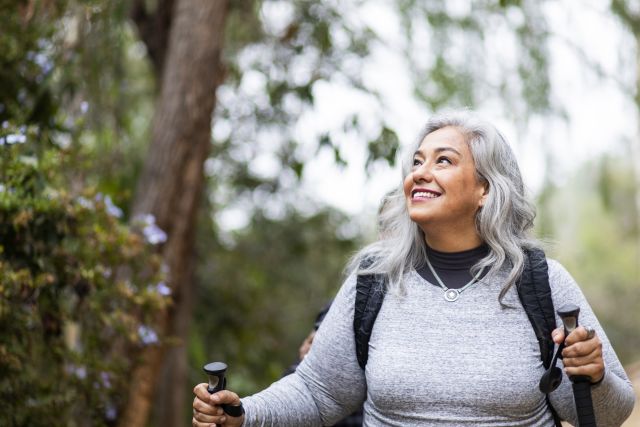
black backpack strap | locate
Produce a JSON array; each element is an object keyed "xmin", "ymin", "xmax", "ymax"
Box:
[
  {"xmin": 517, "ymin": 248, "xmax": 562, "ymax": 427},
  {"xmin": 354, "ymin": 260, "xmax": 386, "ymax": 370},
  {"xmin": 517, "ymin": 248, "xmax": 556, "ymax": 368}
]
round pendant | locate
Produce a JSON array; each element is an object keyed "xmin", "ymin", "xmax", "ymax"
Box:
[{"xmin": 444, "ymin": 289, "xmax": 459, "ymax": 302}]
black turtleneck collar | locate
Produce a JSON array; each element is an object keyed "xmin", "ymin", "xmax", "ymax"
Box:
[
  {"xmin": 425, "ymin": 244, "xmax": 489, "ymax": 270},
  {"xmin": 416, "ymin": 244, "xmax": 489, "ymax": 289}
]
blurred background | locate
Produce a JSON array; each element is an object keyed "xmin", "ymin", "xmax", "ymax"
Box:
[{"xmin": 1, "ymin": 0, "xmax": 638, "ymax": 426}]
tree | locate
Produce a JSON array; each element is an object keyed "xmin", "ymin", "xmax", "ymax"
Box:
[{"xmin": 119, "ymin": 2, "xmax": 229, "ymax": 426}]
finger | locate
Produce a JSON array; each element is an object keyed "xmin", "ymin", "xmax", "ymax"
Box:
[
  {"xmin": 193, "ymin": 383, "xmax": 213, "ymax": 401},
  {"xmin": 211, "ymin": 389, "xmax": 241, "ymax": 406},
  {"xmin": 191, "ymin": 417, "xmax": 211, "ymax": 427},
  {"xmin": 193, "ymin": 411, "xmax": 227, "ymax": 425},
  {"xmin": 562, "ymin": 337, "xmax": 602, "ymax": 359},
  {"xmin": 193, "ymin": 411, "xmax": 218, "ymax": 423},
  {"xmin": 193, "ymin": 396, "xmax": 222, "ymax": 416},
  {"xmin": 565, "ymin": 326, "xmax": 597, "ymax": 346},
  {"xmin": 551, "ymin": 327, "xmax": 565, "ymax": 344},
  {"xmin": 562, "ymin": 346, "xmax": 601, "ymax": 367},
  {"xmin": 564, "ymin": 362, "xmax": 605, "ymax": 382},
  {"xmin": 192, "ymin": 416, "xmax": 223, "ymax": 427}
]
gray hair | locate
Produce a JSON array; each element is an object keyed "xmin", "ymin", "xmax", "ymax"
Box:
[{"xmin": 348, "ymin": 109, "xmax": 539, "ymax": 302}]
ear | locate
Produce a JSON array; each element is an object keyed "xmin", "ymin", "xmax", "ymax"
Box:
[{"xmin": 478, "ymin": 182, "xmax": 489, "ymax": 207}]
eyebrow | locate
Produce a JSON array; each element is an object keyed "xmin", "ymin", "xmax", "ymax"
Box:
[{"xmin": 413, "ymin": 146, "xmax": 462, "ymax": 157}]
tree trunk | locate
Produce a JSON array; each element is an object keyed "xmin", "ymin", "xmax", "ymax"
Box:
[{"xmin": 118, "ymin": 1, "xmax": 229, "ymax": 426}]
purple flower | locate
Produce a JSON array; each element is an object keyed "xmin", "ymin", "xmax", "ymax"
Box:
[
  {"xmin": 138, "ymin": 325, "xmax": 159, "ymax": 345},
  {"xmin": 77, "ymin": 196, "xmax": 94, "ymax": 209},
  {"xmin": 150, "ymin": 281, "xmax": 171, "ymax": 296},
  {"xmin": 66, "ymin": 364, "xmax": 87, "ymax": 379},
  {"xmin": 104, "ymin": 195, "xmax": 123, "ymax": 218},
  {"xmin": 105, "ymin": 403, "xmax": 117, "ymax": 420},
  {"xmin": 100, "ymin": 371, "xmax": 112, "ymax": 389},
  {"xmin": 135, "ymin": 214, "xmax": 168, "ymax": 244},
  {"xmin": 1, "ymin": 134, "xmax": 26, "ymax": 145}
]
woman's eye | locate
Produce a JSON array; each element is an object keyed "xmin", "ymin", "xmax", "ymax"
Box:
[
  {"xmin": 437, "ymin": 156, "xmax": 452, "ymax": 165},
  {"xmin": 412, "ymin": 158, "xmax": 422, "ymax": 167}
]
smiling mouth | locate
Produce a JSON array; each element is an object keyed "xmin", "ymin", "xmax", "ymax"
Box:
[{"xmin": 412, "ymin": 189, "xmax": 441, "ymax": 199}]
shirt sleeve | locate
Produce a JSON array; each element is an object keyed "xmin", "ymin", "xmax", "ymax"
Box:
[
  {"xmin": 241, "ymin": 272, "xmax": 366, "ymax": 426},
  {"xmin": 546, "ymin": 259, "xmax": 636, "ymax": 426}
]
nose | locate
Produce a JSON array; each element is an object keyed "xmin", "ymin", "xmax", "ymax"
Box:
[{"xmin": 411, "ymin": 162, "xmax": 434, "ymax": 183}]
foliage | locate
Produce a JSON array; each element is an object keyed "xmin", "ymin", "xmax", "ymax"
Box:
[
  {"xmin": 58, "ymin": 0, "xmax": 155, "ymax": 215},
  {"xmin": 0, "ymin": 135, "xmax": 169, "ymax": 426},
  {"xmin": 211, "ymin": 1, "xmax": 400, "ymax": 217},
  {"xmin": 537, "ymin": 153, "xmax": 640, "ymax": 364},
  {"xmin": 0, "ymin": 3, "xmax": 167, "ymax": 425},
  {"xmin": 397, "ymin": 0, "xmax": 552, "ymax": 120},
  {"xmin": 189, "ymin": 207, "xmax": 360, "ymax": 396},
  {"xmin": 212, "ymin": 0, "xmax": 556, "ymax": 230}
]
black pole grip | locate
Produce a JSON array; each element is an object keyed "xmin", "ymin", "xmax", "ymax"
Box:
[
  {"xmin": 557, "ymin": 305, "xmax": 598, "ymax": 427},
  {"xmin": 203, "ymin": 361, "xmax": 244, "ymax": 417},
  {"xmin": 221, "ymin": 403, "xmax": 244, "ymax": 417},
  {"xmin": 572, "ymin": 376, "xmax": 597, "ymax": 426}
]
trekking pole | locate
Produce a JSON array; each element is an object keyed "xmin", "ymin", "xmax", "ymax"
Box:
[
  {"xmin": 203, "ymin": 361, "xmax": 244, "ymax": 417},
  {"xmin": 557, "ymin": 305, "xmax": 597, "ymax": 427}
]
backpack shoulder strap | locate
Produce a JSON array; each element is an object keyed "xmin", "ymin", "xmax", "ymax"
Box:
[
  {"xmin": 517, "ymin": 248, "xmax": 563, "ymax": 427},
  {"xmin": 517, "ymin": 248, "xmax": 556, "ymax": 369},
  {"xmin": 354, "ymin": 260, "xmax": 386, "ymax": 370}
]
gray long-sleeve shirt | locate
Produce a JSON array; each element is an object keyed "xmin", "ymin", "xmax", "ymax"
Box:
[{"xmin": 241, "ymin": 260, "xmax": 635, "ymax": 426}]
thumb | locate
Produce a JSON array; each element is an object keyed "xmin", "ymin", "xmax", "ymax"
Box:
[{"xmin": 551, "ymin": 327, "xmax": 565, "ymax": 345}]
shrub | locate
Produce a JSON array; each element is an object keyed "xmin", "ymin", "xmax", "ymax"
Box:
[{"xmin": 0, "ymin": 132, "xmax": 168, "ymax": 426}]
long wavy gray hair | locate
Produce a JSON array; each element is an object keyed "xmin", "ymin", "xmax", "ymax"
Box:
[{"xmin": 348, "ymin": 109, "xmax": 539, "ymax": 302}]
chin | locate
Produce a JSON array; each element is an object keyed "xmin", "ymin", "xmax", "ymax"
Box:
[{"xmin": 407, "ymin": 211, "xmax": 431, "ymax": 226}]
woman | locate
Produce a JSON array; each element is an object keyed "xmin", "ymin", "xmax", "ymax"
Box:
[{"xmin": 192, "ymin": 110, "xmax": 635, "ymax": 426}]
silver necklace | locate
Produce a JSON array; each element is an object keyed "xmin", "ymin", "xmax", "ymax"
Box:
[{"xmin": 425, "ymin": 255, "xmax": 484, "ymax": 302}]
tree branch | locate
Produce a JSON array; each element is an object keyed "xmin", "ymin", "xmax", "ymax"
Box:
[
  {"xmin": 130, "ymin": 0, "xmax": 176, "ymax": 78},
  {"xmin": 611, "ymin": 0, "xmax": 640, "ymax": 35}
]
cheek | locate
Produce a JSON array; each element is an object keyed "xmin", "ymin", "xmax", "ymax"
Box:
[{"xmin": 402, "ymin": 173, "xmax": 413, "ymax": 196}]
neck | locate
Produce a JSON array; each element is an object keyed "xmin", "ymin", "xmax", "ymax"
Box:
[{"xmin": 423, "ymin": 229, "xmax": 483, "ymax": 253}]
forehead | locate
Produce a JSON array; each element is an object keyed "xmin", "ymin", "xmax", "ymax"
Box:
[{"xmin": 418, "ymin": 126, "xmax": 469, "ymax": 153}]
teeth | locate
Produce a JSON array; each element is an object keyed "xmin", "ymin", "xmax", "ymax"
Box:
[{"xmin": 414, "ymin": 191, "xmax": 439, "ymax": 198}]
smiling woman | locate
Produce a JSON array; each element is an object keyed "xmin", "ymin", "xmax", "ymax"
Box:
[
  {"xmin": 403, "ymin": 126, "xmax": 488, "ymax": 252},
  {"xmin": 192, "ymin": 110, "xmax": 636, "ymax": 427}
]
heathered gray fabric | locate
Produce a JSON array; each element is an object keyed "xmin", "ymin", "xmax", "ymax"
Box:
[{"xmin": 241, "ymin": 260, "xmax": 635, "ymax": 426}]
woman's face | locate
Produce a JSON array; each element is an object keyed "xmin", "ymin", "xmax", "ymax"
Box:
[{"xmin": 403, "ymin": 126, "xmax": 487, "ymax": 234}]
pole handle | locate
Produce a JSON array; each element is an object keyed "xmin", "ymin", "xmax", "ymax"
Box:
[{"xmin": 203, "ymin": 361, "xmax": 244, "ymax": 417}]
